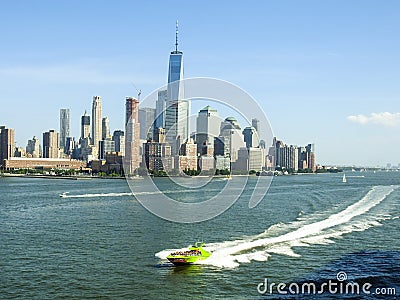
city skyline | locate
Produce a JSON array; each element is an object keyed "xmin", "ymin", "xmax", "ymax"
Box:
[{"xmin": 0, "ymin": 1, "xmax": 399, "ymax": 166}]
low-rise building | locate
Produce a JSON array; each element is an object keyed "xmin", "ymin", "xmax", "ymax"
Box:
[{"xmin": 3, "ymin": 157, "xmax": 86, "ymax": 170}]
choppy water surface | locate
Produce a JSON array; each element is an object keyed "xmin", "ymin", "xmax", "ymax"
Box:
[{"xmin": 1, "ymin": 172, "xmax": 399, "ymax": 299}]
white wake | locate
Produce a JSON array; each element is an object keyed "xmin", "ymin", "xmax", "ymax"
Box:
[
  {"xmin": 156, "ymin": 185, "xmax": 398, "ymax": 268},
  {"xmin": 59, "ymin": 188, "xmax": 225, "ymax": 198},
  {"xmin": 61, "ymin": 192, "xmax": 133, "ymax": 198}
]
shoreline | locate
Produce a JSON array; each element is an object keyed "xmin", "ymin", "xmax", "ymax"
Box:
[
  {"xmin": 0, "ymin": 171, "xmax": 354, "ymax": 181},
  {"xmin": 0, "ymin": 174, "xmax": 98, "ymax": 180},
  {"xmin": 0, "ymin": 173, "xmax": 258, "ymax": 180}
]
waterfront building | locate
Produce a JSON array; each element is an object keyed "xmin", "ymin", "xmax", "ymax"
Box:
[
  {"xmin": 269, "ymin": 137, "xmax": 316, "ymax": 172},
  {"xmin": 165, "ymin": 21, "xmax": 189, "ymax": 155},
  {"xmin": 235, "ymin": 147, "xmax": 264, "ymax": 171},
  {"xmin": 177, "ymin": 138, "xmax": 197, "ymax": 171},
  {"xmin": 59, "ymin": 108, "xmax": 70, "ymax": 151},
  {"xmin": 139, "ymin": 107, "xmax": 156, "ymax": 140},
  {"xmin": 112, "ymin": 130, "xmax": 125, "ymax": 155},
  {"xmin": 91, "ymin": 159, "xmax": 106, "ymax": 173},
  {"xmin": 102, "ymin": 117, "xmax": 111, "ymax": 140},
  {"xmin": 3, "ymin": 157, "xmax": 86, "ymax": 170},
  {"xmin": 251, "ymin": 147, "xmax": 265, "ymax": 171},
  {"xmin": 26, "ymin": 136, "xmax": 40, "ymax": 158},
  {"xmin": 305, "ymin": 144, "xmax": 316, "ymax": 172},
  {"xmin": 0, "ymin": 126, "xmax": 15, "ymax": 167},
  {"xmin": 92, "ymin": 96, "xmax": 103, "ymax": 150},
  {"xmin": 143, "ymin": 140, "xmax": 173, "ymax": 172},
  {"xmin": 215, "ymin": 155, "xmax": 230, "ymax": 171},
  {"xmin": 276, "ymin": 143, "xmax": 299, "ymax": 171},
  {"xmin": 196, "ymin": 106, "xmax": 220, "ymax": 155},
  {"xmin": 105, "ymin": 151, "xmax": 123, "ymax": 166},
  {"xmin": 198, "ymin": 156, "xmax": 214, "ymax": 172},
  {"xmin": 91, "ymin": 152, "xmax": 124, "ymax": 174},
  {"xmin": 43, "ymin": 130, "xmax": 59, "ymax": 159},
  {"xmin": 125, "ymin": 97, "xmax": 141, "ymax": 174}
]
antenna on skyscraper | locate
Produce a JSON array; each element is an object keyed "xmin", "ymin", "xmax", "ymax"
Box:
[{"xmin": 175, "ymin": 20, "xmax": 179, "ymax": 52}]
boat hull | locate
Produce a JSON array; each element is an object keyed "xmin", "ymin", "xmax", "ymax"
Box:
[{"xmin": 167, "ymin": 256, "xmax": 206, "ymax": 266}]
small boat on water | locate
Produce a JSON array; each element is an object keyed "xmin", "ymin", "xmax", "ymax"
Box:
[
  {"xmin": 342, "ymin": 173, "xmax": 347, "ymax": 183},
  {"xmin": 167, "ymin": 242, "xmax": 211, "ymax": 266},
  {"xmin": 59, "ymin": 192, "xmax": 69, "ymax": 198}
]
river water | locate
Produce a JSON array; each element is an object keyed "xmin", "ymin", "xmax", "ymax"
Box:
[{"xmin": 1, "ymin": 172, "xmax": 399, "ymax": 299}]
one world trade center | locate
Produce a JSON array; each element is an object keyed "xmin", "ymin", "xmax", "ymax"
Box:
[{"xmin": 165, "ymin": 21, "xmax": 189, "ymax": 155}]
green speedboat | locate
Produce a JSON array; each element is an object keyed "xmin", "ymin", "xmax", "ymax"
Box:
[{"xmin": 167, "ymin": 242, "xmax": 211, "ymax": 266}]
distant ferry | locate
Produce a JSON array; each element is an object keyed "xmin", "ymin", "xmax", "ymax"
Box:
[{"xmin": 167, "ymin": 242, "xmax": 211, "ymax": 266}]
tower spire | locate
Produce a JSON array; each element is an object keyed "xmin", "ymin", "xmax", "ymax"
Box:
[{"xmin": 175, "ymin": 20, "xmax": 179, "ymax": 52}]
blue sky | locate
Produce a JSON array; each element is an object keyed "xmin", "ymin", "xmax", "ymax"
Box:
[{"xmin": 0, "ymin": 1, "xmax": 399, "ymax": 166}]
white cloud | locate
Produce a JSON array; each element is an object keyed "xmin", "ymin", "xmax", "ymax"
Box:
[{"xmin": 347, "ymin": 112, "xmax": 400, "ymax": 126}]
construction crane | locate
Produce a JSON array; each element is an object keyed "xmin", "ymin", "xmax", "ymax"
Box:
[{"xmin": 131, "ymin": 82, "xmax": 142, "ymax": 101}]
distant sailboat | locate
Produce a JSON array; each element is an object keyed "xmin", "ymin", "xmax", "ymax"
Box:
[{"xmin": 342, "ymin": 173, "xmax": 347, "ymax": 183}]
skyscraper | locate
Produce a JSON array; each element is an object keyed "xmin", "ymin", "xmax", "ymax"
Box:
[
  {"xmin": 59, "ymin": 108, "xmax": 70, "ymax": 150},
  {"xmin": 218, "ymin": 117, "xmax": 243, "ymax": 162},
  {"xmin": 125, "ymin": 97, "xmax": 140, "ymax": 174},
  {"xmin": 43, "ymin": 129, "xmax": 59, "ymax": 158},
  {"xmin": 155, "ymin": 89, "xmax": 167, "ymax": 129},
  {"xmin": 0, "ymin": 126, "xmax": 15, "ymax": 167},
  {"xmin": 139, "ymin": 107, "xmax": 156, "ymax": 140},
  {"xmin": 65, "ymin": 137, "xmax": 75, "ymax": 157},
  {"xmin": 196, "ymin": 105, "xmax": 220, "ymax": 155},
  {"xmin": 92, "ymin": 96, "xmax": 102, "ymax": 150},
  {"xmin": 251, "ymin": 118, "xmax": 260, "ymax": 133},
  {"xmin": 305, "ymin": 143, "xmax": 316, "ymax": 172},
  {"xmin": 243, "ymin": 126, "xmax": 259, "ymax": 148},
  {"xmin": 165, "ymin": 21, "xmax": 189, "ymax": 155},
  {"xmin": 81, "ymin": 111, "xmax": 90, "ymax": 140},
  {"xmin": 26, "ymin": 136, "xmax": 40, "ymax": 158},
  {"xmin": 99, "ymin": 139, "xmax": 115, "ymax": 160},
  {"xmin": 112, "ymin": 130, "xmax": 125, "ymax": 155},
  {"xmin": 276, "ymin": 144, "xmax": 299, "ymax": 171},
  {"xmin": 102, "ymin": 116, "xmax": 111, "ymax": 140}
]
